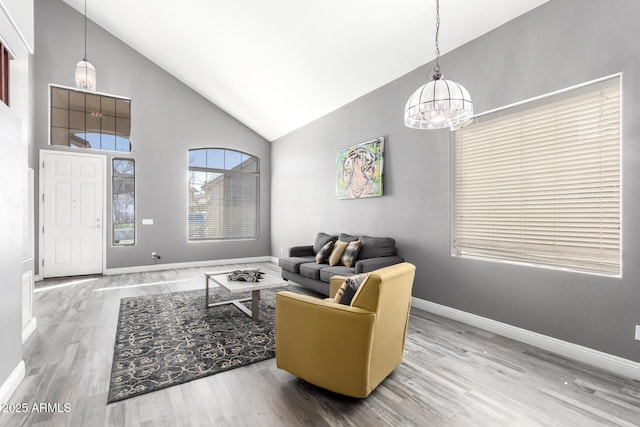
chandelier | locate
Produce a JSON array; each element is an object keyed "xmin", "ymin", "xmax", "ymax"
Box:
[{"xmin": 404, "ymin": 0, "xmax": 473, "ymax": 130}]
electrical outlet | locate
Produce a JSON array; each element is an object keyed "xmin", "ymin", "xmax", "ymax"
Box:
[
  {"xmin": 151, "ymin": 252, "xmax": 157, "ymax": 258},
  {"xmin": 635, "ymin": 325, "xmax": 640, "ymax": 341}
]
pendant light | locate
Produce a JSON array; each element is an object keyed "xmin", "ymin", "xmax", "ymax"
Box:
[
  {"xmin": 404, "ymin": 0, "xmax": 473, "ymax": 130},
  {"xmin": 75, "ymin": 0, "xmax": 96, "ymax": 91}
]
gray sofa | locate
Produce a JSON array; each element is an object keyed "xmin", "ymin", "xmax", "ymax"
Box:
[{"xmin": 279, "ymin": 232, "xmax": 404, "ymax": 295}]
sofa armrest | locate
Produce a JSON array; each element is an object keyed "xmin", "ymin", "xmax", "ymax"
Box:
[
  {"xmin": 289, "ymin": 245, "xmax": 314, "ymax": 257},
  {"xmin": 275, "ymin": 291, "xmax": 376, "ymax": 395},
  {"xmin": 355, "ymin": 256, "xmax": 405, "ymax": 274}
]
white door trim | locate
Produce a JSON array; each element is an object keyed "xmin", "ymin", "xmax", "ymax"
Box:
[{"xmin": 38, "ymin": 149, "xmax": 107, "ymax": 278}]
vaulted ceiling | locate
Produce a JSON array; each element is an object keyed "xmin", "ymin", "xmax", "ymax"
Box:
[{"xmin": 61, "ymin": 0, "xmax": 549, "ymax": 141}]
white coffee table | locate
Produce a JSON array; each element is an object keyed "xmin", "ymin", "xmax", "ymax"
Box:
[{"xmin": 204, "ymin": 269, "xmax": 286, "ymax": 320}]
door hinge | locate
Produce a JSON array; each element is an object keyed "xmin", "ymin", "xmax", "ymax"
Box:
[
  {"xmin": 42, "ymin": 226, "xmax": 44, "ymax": 234},
  {"xmin": 42, "ymin": 193, "xmax": 44, "ymax": 202},
  {"xmin": 42, "ymin": 259, "xmax": 44, "ymax": 266},
  {"xmin": 42, "ymin": 161, "xmax": 45, "ymax": 169}
]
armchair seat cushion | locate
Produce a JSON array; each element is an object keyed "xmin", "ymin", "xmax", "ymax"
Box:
[
  {"xmin": 299, "ymin": 262, "xmax": 325, "ymax": 280},
  {"xmin": 279, "ymin": 256, "xmax": 315, "ymax": 274}
]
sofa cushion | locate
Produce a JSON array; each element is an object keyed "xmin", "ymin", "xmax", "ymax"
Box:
[
  {"xmin": 300, "ymin": 262, "xmax": 325, "ymax": 280},
  {"xmin": 338, "ymin": 233, "xmax": 359, "ymax": 243},
  {"xmin": 315, "ymin": 240, "xmax": 334, "ymax": 264},
  {"xmin": 313, "ymin": 232, "xmax": 338, "ymax": 254},
  {"xmin": 358, "ymin": 236, "xmax": 396, "ymax": 259},
  {"xmin": 319, "ymin": 265, "xmax": 356, "ymax": 283},
  {"xmin": 341, "ymin": 240, "xmax": 361, "ymax": 267},
  {"xmin": 279, "ymin": 256, "xmax": 315, "ymax": 274},
  {"xmin": 328, "ymin": 240, "xmax": 349, "ymax": 266}
]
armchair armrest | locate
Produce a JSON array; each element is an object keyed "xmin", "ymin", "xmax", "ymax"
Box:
[
  {"xmin": 355, "ymin": 256, "xmax": 405, "ymax": 274},
  {"xmin": 289, "ymin": 245, "xmax": 314, "ymax": 257},
  {"xmin": 275, "ymin": 291, "xmax": 376, "ymax": 396}
]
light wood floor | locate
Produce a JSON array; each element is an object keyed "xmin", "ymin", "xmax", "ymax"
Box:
[{"xmin": 2, "ymin": 262, "xmax": 639, "ymax": 426}]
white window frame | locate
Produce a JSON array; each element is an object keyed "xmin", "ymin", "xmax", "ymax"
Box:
[
  {"xmin": 112, "ymin": 157, "xmax": 136, "ymax": 247},
  {"xmin": 452, "ymin": 74, "xmax": 621, "ymax": 276}
]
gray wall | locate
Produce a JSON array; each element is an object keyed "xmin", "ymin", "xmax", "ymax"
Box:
[
  {"xmin": 34, "ymin": 0, "xmax": 271, "ymax": 270},
  {"xmin": 271, "ymin": 0, "xmax": 640, "ymax": 362}
]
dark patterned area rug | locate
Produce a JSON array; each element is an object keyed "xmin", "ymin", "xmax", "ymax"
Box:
[{"xmin": 107, "ymin": 286, "xmax": 287, "ymax": 403}]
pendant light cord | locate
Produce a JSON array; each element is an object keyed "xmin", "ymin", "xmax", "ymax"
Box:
[
  {"xmin": 83, "ymin": 0, "xmax": 87, "ymax": 61},
  {"xmin": 433, "ymin": 0, "xmax": 442, "ymax": 80}
]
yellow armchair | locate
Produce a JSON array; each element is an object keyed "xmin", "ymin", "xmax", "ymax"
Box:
[{"xmin": 275, "ymin": 262, "xmax": 416, "ymax": 398}]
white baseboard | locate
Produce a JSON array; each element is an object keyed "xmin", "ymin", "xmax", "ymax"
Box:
[
  {"xmin": 0, "ymin": 361, "xmax": 25, "ymax": 404},
  {"xmin": 22, "ymin": 317, "xmax": 37, "ymax": 343},
  {"xmin": 104, "ymin": 256, "xmax": 275, "ymax": 276},
  {"xmin": 270, "ymin": 256, "xmax": 279, "ymax": 264},
  {"xmin": 411, "ymin": 297, "xmax": 640, "ymax": 381}
]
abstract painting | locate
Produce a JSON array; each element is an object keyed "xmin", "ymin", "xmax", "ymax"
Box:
[{"xmin": 336, "ymin": 137, "xmax": 384, "ymax": 199}]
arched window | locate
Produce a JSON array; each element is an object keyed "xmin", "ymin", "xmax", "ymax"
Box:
[{"xmin": 188, "ymin": 148, "xmax": 259, "ymax": 240}]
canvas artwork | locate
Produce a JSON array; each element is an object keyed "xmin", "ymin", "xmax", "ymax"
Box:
[{"xmin": 336, "ymin": 137, "xmax": 384, "ymax": 199}]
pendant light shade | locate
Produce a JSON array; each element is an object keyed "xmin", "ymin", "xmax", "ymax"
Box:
[
  {"xmin": 75, "ymin": 0, "xmax": 96, "ymax": 91},
  {"xmin": 404, "ymin": 75, "xmax": 473, "ymax": 129},
  {"xmin": 404, "ymin": 0, "xmax": 473, "ymax": 130},
  {"xmin": 75, "ymin": 59, "xmax": 96, "ymax": 91}
]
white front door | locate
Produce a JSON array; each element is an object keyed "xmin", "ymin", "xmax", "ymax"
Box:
[{"xmin": 42, "ymin": 151, "xmax": 104, "ymax": 278}]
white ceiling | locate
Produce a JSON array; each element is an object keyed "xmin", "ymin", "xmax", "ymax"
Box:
[{"xmin": 61, "ymin": 0, "xmax": 549, "ymax": 141}]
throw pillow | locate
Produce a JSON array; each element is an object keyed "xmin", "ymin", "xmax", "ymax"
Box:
[
  {"xmin": 341, "ymin": 240, "xmax": 361, "ymax": 268},
  {"xmin": 334, "ymin": 273, "xmax": 369, "ymax": 305},
  {"xmin": 315, "ymin": 240, "xmax": 334, "ymax": 264},
  {"xmin": 332, "ymin": 281, "xmax": 349, "ymax": 303},
  {"xmin": 313, "ymin": 232, "xmax": 338, "ymax": 254},
  {"xmin": 328, "ymin": 240, "xmax": 349, "ymax": 266}
]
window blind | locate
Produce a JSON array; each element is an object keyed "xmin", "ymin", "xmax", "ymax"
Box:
[
  {"xmin": 188, "ymin": 149, "xmax": 259, "ymax": 240},
  {"xmin": 453, "ymin": 76, "xmax": 620, "ymax": 275}
]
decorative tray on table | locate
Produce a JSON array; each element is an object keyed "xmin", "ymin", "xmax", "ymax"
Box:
[{"xmin": 226, "ymin": 270, "xmax": 264, "ymax": 282}]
